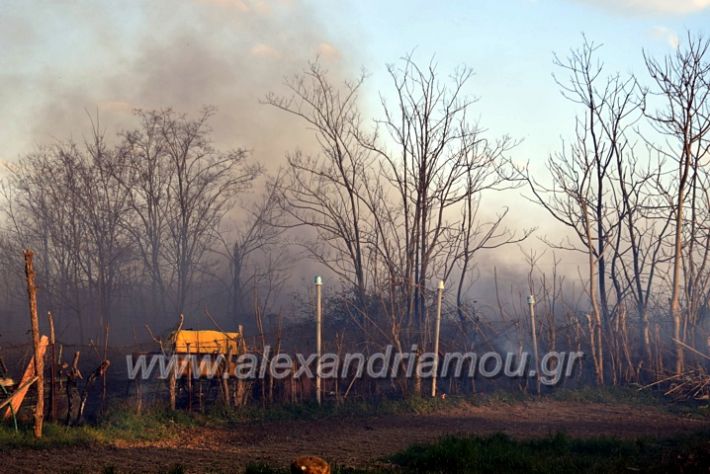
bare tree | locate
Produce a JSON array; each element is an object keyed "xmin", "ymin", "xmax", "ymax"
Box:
[
  {"xmin": 115, "ymin": 110, "xmax": 172, "ymax": 322},
  {"xmin": 264, "ymin": 62, "xmax": 371, "ymax": 310},
  {"xmin": 448, "ymin": 151, "xmax": 533, "ymax": 331},
  {"xmin": 523, "ymin": 38, "xmax": 640, "ymax": 384},
  {"xmin": 158, "ymin": 108, "xmax": 260, "ymax": 315},
  {"xmin": 223, "ymin": 176, "xmax": 285, "ymax": 324},
  {"xmin": 608, "ymin": 146, "xmax": 671, "ymax": 375},
  {"xmin": 644, "ymin": 33, "xmax": 710, "ymax": 374},
  {"xmin": 364, "ymin": 56, "xmax": 525, "ymax": 352},
  {"xmin": 3, "ymin": 121, "xmax": 133, "ymax": 342},
  {"xmin": 75, "ymin": 118, "xmax": 133, "ymax": 331}
]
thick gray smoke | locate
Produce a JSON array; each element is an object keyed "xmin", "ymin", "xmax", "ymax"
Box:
[
  {"xmin": 0, "ymin": 1, "xmax": 581, "ymax": 345},
  {"xmin": 0, "ymin": 0, "xmax": 366, "ymax": 340},
  {"xmin": 0, "ymin": 0, "xmax": 358, "ymax": 168}
]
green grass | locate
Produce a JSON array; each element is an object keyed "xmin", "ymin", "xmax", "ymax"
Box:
[
  {"xmin": 0, "ymin": 422, "xmax": 95, "ymax": 449},
  {"xmin": 470, "ymin": 385, "xmax": 667, "ymax": 406},
  {"xmin": 0, "ymin": 397, "xmax": 454, "ymax": 450},
  {"xmin": 548, "ymin": 385, "xmax": 662, "ymax": 405},
  {"xmin": 0, "ymin": 404, "xmax": 194, "ymax": 449},
  {"xmin": 244, "ymin": 430, "xmax": 710, "ymax": 474},
  {"xmin": 200, "ymin": 395, "xmax": 455, "ymax": 424},
  {"xmin": 472, "ymin": 385, "xmax": 709, "ymax": 419},
  {"xmin": 546, "ymin": 385, "xmax": 709, "ymax": 420},
  {"xmin": 391, "ymin": 430, "xmax": 710, "ymax": 473}
]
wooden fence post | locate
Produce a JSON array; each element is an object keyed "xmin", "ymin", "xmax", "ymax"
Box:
[
  {"xmin": 48, "ymin": 312, "xmax": 57, "ymax": 422},
  {"xmin": 24, "ymin": 250, "xmax": 44, "ymax": 438},
  {"xmin": 528, "ymin": 294, "xmax": 541, "ymax": 396}
]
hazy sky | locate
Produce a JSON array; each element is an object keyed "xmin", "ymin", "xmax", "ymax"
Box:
[
  {"xmin": 1, "ymin": 0, "xmax": 708, "ymax": 161},
  {"xmin": 1, "ymin": 0, "xmax": 709, "ymax": 274}
]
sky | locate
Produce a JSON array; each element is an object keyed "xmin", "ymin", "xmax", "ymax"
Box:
[
  {"xmin": 1, "ymin": 0, "xmax": 708, "ymax": 161},
  {"xmin": 1, "ymin": 0, "xmax": 709, "ymax": 275},
  {"xmin": 322, "ymin": 0, "xmax": 710, "ymax": 163}
]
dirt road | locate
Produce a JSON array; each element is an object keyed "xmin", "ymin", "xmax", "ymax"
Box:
[{"xmin": 2, "ymin": 400, "xmax": 707, "ymax": 473}]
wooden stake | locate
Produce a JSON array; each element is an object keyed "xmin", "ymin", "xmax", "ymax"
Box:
[
  {"xmin": 77, "ymin": 360, "xmax": 110, "ymax": 424},
  {"xmin": 48, "ymin": 312, "xmax": 57, "ymax": 421},
  {"xmin": 236, "ymin": 325, "xmax": 247, "ymax": 407},
  {"xmin": 528, "ymin": 294, "xmax": 541, "ymax": 396},
  {"xmin": 222, "ymin": 347, "xmax": 233, "ymax": 406},
  {"xmin": 65, "ymin": 351, "xmax": 81, "ymax": 425},
  {"xmin": 24, "ymin": 250, "xmax": 44, "ymax": 438},
  {"xmin": 186, "ymin": 343, "xmax": 192, "ymax": 412},
  {"xmin": 135, "ymin": 354, "xmax": 143, "ymax": 415},
  {"xmin": 0, "ymin": 376, "xmax": 39, "ymax": 411},
  {"xmin": 102, "ymin": 322, "xmax": 109, "ymax": 413},
  {"xmin": 169, "ymin": 364, "xmax": 177, "ymax": 411}
]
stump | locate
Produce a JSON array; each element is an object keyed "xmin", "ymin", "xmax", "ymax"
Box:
[{"xmin": 290, "ymin": 455, "xmax": 330, "ymax": 474}]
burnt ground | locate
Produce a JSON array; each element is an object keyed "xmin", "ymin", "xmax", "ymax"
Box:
[{"xmin": 1, "ymin": 400, "xmax": 708, "ymax": 473}]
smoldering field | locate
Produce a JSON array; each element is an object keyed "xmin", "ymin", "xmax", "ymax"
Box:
[{"xmin": 0, "ymin": 0, "xmax": 709, "ymax": 404}]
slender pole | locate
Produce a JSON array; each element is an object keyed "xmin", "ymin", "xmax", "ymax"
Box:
[
  {"xmin": 24, "ymin": 250, "xmax": 44, "ymax": 438},
  {"xmin": 186, "ymin": 342, "xmax": 192, "ymax": 412},
  {"xmin": 528, "ymin": 294, "xmax": 541, "ymax": 395},
  {"xmin": 432, "ymin": 280, "xmax": 444, "ymax": 398},
  {"xmin": 315, "ymin": 275, "xmax": 323, "ymax": 405},
  {"xmin": 48, "ymin": 312, "xmax": 56, "ymax": 422}
]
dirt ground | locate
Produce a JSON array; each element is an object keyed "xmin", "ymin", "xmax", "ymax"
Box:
[{"xmin": 1, "ymin": 400, "xmax": 708, "ymax": 473}]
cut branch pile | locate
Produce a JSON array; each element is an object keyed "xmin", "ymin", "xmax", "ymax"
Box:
[
  {"xmin": 639, "ymin": 367, "xmax": 709, "ymax": 401},
  {"xmin": 662, "ymin": 369, "xmax": 710, "ymax": 401}
]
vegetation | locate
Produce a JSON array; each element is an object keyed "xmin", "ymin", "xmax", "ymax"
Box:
[
  {"xmin": 2, "ymin": 387, "xmax": 705, "ymax": 452},
  {"xmin": 0, "ymin": 397, "xmax": 444, "ymax": 450},
  {"xmin": 0, "ymin": 407, "xmax": 191, "ymax": 449},
  {"xmin": 391, "ymin": 431, "xmax": 710, "ymax": 473},
  {"xmin": 241, "ymin": 430, "xmax": 710, "ymax": 474}
]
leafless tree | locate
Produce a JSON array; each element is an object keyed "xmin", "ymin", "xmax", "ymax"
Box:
[
  {"xmin": 158, "ymin": 108, "xmax": 260, "ymax": 315},
  {"xmin": 644, "ymin": 33, "xmax": 710, "ymax": 374},
  {"xmin": 608, "ymin": 146, "xmax": 671, "ymax": 375},
  {"xmin": 222, "ymin": 176, "xmax": 286, "ymax": 324},
  {"xmin": 264, "ymin": 62, "xmax": 371, "ymax": 310},
  {"xmin": 115, "ymin": 110, "xmax": 172, "ymax": 322},
  {"xmin": 3, "ymin": 120, "xmax": 133, "ymax": 341},
  {"xmin": 522, "ymin": 38, "xmax": 639, "ymax": 384},
  {"xmin": 365, "ymin": 57, "xmax": 525, "ymax": 351}
]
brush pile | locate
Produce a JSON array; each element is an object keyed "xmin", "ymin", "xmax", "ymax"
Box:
[{"xmin": 663, "ymin": 369, "xmax": 710, "ymax": 401}]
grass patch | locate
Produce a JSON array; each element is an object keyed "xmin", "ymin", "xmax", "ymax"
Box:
[
  {"xmin": 0, "ymin": 422, "xmax": 95, "ymax": 449},
  {"xmin": 473, "ymin": 385, "xmax": 709, "ymax": 419},
  {"xmin": 471, "ymin": 389, "xmax": 534, "ymax": 406},
  {"xmin": 390, "ymin": 430, "xmax": 710, "ymax": 473},
  {"xmin": 0, "ymin": 404, "xmax": 194, "ymax": 449},
  {"xmin": 0, "ymin": 397, "xmax": 455, "ymax": 450},
  {"xmin": 201, "ymin": 395, "xmax": 456, "ymax": 424},
  {"xmin": 471, "ymin": 385, "xmax": 666, "ymax": 407},
  {"xmin": 88, "ymin": 405, "xmax": 196, "ymax": 443},
  {"xmin": 244, "ymin": 430, "xmax": 710, "ymax": 473},
  {"xmin": 547, "ymin": 385, "xmax": 709, "ymax": 420},
  {"xmin": 548, "ymin": 386, "xmax": 662, "ymax": 405}
]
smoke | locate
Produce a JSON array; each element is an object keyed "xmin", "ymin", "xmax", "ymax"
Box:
[
  {"xmin": 0, "ymin": 0, "xmax": 358, "ymax": 169},
  {"xmin": 0, "ymin": 1, "xmax": 582, "ymax": 341}
]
